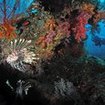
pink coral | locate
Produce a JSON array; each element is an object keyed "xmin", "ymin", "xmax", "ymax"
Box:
[{"xmin": 45, "ymin": 30, "xmax": 56, "ymax": 44}]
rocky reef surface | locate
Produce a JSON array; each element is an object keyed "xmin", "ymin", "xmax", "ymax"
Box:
[{"xmin": 0, "ymin": 53, "xmax": 105, "ymax": 105}]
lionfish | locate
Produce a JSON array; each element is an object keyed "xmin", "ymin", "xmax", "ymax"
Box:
[{"xmin": 0, "ymin": 38, "xmax": 39, "ymax": 72}]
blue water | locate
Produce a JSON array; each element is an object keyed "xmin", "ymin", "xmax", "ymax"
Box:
[
  {"xmin": 99, "ymin": 0, "xmax": 105, "ymax": 3},
  {"xmin": 84, "ymin": 0, "xmax": 105, "ymax": 59},
  {"xmin": 0, "ymin": 0, "xmax": 34, "ymax": 22},
  {"xmin": 84, "ymin": 20, "xmax": 105, "ymax": 59}
]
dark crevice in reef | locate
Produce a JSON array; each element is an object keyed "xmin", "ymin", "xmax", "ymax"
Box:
[
  {"xmin": 40, "ymin": 0, "xmax": 70, "ymax": 13},
  {"xmin": 0, "ymin": 54, "xmax": 105, "ymax": 105}
]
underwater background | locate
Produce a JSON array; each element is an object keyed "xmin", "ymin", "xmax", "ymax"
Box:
[
  {"xmin": 85, "ymin": 20, "xmax": 105, "ymax": 59},
  {"xmin": 0, "ymin": 0, "xmax": 34, "ymax": 22}
]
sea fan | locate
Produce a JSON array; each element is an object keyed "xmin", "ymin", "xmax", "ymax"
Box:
[{"xmin": 1, "ymin": 38, "xmax": 39, "ymax": 72}]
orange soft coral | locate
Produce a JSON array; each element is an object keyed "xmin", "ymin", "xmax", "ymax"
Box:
[
  {"xmin": 0, "ymin": 26, "xmax": 5, "ymax": 38},
  {"xmin": 35, "ymin": 36, "xmax": 47, "ymax": 49},
  {"xmin": 0, "ymin": 20, "xmax": 16, "ymax": 40},
  {"xmin": 81, "ymin": 3, "xmax": 95, "ymax": 15},
  {"xmin": 44, "ymin": 17, "xmax": 56, "ymax": 31}
]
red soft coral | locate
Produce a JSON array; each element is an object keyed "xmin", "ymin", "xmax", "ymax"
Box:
[{"xmin": 73, "ymin": 12, "xmax": 89, "ymax": 43}]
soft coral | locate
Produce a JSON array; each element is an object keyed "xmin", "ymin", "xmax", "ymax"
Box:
[
  {"xmin": 72, "ymin": 12, "xmax": 90, "ymax": 43},
  {"xmin": 0, "ymin": 20, "xmax": 16, "ymax": 40}
]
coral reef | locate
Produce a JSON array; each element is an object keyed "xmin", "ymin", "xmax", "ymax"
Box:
[{"xmin": 0, "ymin": 0, "xmax": 105, "ymax": 105}]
